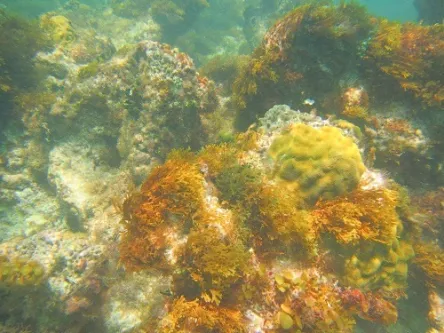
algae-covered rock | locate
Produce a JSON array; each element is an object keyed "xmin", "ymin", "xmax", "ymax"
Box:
[
  {"xmin": 232, "ymin": 2, "xmax": 373, "ymax": 128},
  {"xmin": 0, "ymin": 9, "xmax": 50, "ymax": 125},
  {"xmin": 103, "ymin": 272, "xmax": 168, "ymax": 333},
  {"xmin": 414, "ymin": 242, "xmax": 444, "ymax": 287},
  {"xmin": 0, "ymin": 255, "xmax": 45, "ymax": 287},
  {"xmin": 28, "ymin": 39, "xmax": 218, "ymax": 182},
  {"xmin": 40, "ymin": 14, "xmax": 76, "ymax": 44},
  {"xmin": 269, "ymin": 123, "xmax": 365, "ymax": 204},
  {"xmin": 314, "ymin": 187, "xmax": 401, "ymax": 246},
  {"xmin": 365, "ymin": 19, "xmax": 444, "ymax": 108},
  {"xmin": 428, "ymin": 288, "xmax": 444, "ymax": 332},
  {"xmin": 274, "ymin": 267, "xmax": 357, "ymax": 332}
]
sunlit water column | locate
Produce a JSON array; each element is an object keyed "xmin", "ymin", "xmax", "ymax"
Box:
[{"xmin": 334, "ymin": 0, "xmax": 417, "ymax": 22}]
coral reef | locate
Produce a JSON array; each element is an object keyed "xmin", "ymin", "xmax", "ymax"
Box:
[
  {"xmin": 257, "ymin": 104, "xmax": 336, "ymax": 134},
  {"xmin": 120, "ymin": 152, "xmax": 205, "ymax": 271},
  {"xmin": 230, "ymin": 1, "xmax": 444, "ymax": 188},
  {"xmin": 343, "ymin": 238, "xmax": 414, "ymax": 292},
  {"xmin": 0, "ymin": 228, "xmax": 112, "ymax": 331},
  {"xmin": 21, "ymin": 36, "xmax": 218, "ymax": 182},
  {"xmin": 365, "ymin": 20, "xmax": 444, "ymax": 108},
  {"xmin": 314, "ymin": 187, "xmax": 401, "ymax": 246},
  {"xmin": 0, "ymin": 97, "xmax": 431, "ymax": 333},
  {"xmin": 414, "ymin": 242, "xmax": 444, "ymax": 286},
  {"xmin": 0, "ymin": 255, "xmax": 45, "ymax": 287},
  {"xmin": 365, "ymin": 117, "xmax": 429, "ymax": 160},
  {"xmin": 428, "ymin": 288, "xmax": 444, "ymax": 332},
  {"xmin": 0, "ymin": 14, "xmax": 220, "ymax": 331},
  {"xmin": 313, "ymin": 184, "xmax": 416, "ymax": 293},
  {"xmin": 103, "ymin": 272, "xmax": 168, "ymax": 333},
  {"xmin": 0, "ymin": 9, "xmax": 50, "ymax": 127},
  {"xmin": 273, "ymin": 267, "xmax": 398, "ymax": 332},
  {"xmin": 1, "ymin": 1, "xmax": 443, "ymax": 331},
  {"xmin": 269, "ymin": 123, "xmax": 365, "ymax": 204},
  {"xmin": 232, "ymin": 2, "xmax": 373, "ymax": 128},
  {"xmin": 40, "ymin": 13, "xmax": 75, "ymax": 44},
  {"xmin": 274, "ymin": 268, "xmax": 357, "ymax": 332},
  {"xmin": 157, "ymin": 296, "xmax": 246, "ymax": 333},
  {"xmin": 340, "ymin": 288, "xmax": 398, "ymax": 325},
  {"xmin": 314, "ymin": 182, "xmax": 416, "ymax": 293},
  {"xmin": 341, "ymin": 86, "xmax": 369, "ymax": 120},
  {"xmin": 117, "ymin": 107, "xmax": 419, "ymax": 332},
  {"xmin": 0, "ymin": 143, "xmax": 61, "ymax": 241},
  {"xmin": 57, "ymin": 2, "xmax": 161, "ymax": 50},
  {"xmin": 412, "ymin": 188, "xmax": 444, "ymax": 240},
  {"xmin": 363, "ymin": 113, "xmax": 444, "ymax": 188},
  {"xmin": 408, "ymin": 187, "xmax": 444, "ymax": 290},
  {"xmin": 230, "ymin": 0, "xmax": 444, "ymax": 187}
]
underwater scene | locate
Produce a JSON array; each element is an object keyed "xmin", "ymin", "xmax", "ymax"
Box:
[{"xmin": 0, "ymin": 0, "xmax": 443, "ymax": 332}]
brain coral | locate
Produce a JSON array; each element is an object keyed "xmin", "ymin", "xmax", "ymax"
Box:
[
  {"xmin": 344, "ymin": 239, "xmax": 415, "ymax": 292},
  {"xmin": 269, "ymin": 124, "xmax": 365, "ymax": 204}
]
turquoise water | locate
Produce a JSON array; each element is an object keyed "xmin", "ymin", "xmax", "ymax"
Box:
[
  {"xmin": 356, "ymin": 0, "xmax": 417, "ymax": 21},
  {"xmin": 0, "ymin": 0, "xmax": 419, "ymax": 20},
  {"xmin": 0, "ymin": 1, "xmax": 443, "ymax": 332}
]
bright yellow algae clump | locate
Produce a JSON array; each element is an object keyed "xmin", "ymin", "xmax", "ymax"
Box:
[
  {"xmin": 413, "ymin": 242, "xmax": 444, "ymax": 286},
  {"xmin": 269, "ymin": 124, "xmax": 365, "ymax": 204},
  {"xmin": 250, "ymin": 184, "xmax": 318, "ymax": 257},
  {"xmin": 40, "ymin": 14, "xmax": 76, "ymax": 44},
  {"xmin": 314, "ymin": 188, "xmax": 401, "ymax": 246},
  {"xmin": 158, "ymin": 296, "xmax": 246, "ymax": 333},
  {"xmin": 365, "ymin": 20, "xmax": 444, "ymax": 107},
  {"xmin": 313, "ymin": 186, "xmax": 415, "ymax": 292},
  {"xmin": 180, "ymin": 226, "xmax": 251, "ymax": 300},
  {"xmin": 119, "ymin": 151, "xmax": 205, "ymax": 272},
  {"xmin": 119, "ymin": 139, "xmax": 414, "ymax": 331}
]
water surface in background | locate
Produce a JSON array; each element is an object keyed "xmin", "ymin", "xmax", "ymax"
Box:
[
  {"xmin": 0, "ymin": 0, "xmax": 419, "ymax": 21},
  {"xmin": 357, "ymin": 0, "xmax": 417, "ymax": 21}
]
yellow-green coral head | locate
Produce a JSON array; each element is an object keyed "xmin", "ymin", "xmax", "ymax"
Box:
[
  {"xmin": 0, "ymin": 256, "xmax": 45, "ymax": 287},
  {"xmin": 40, "ymin": 14, "xmax": 75, "ymax": 44},
  {"xmin": 269, "ymin": 124, "xmax": 365, "ymax": 204}
]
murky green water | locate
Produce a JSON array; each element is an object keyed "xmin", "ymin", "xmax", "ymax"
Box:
[{"xmin": 0, "ymin": 1, "xmax": 442, "ymax": 332}]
